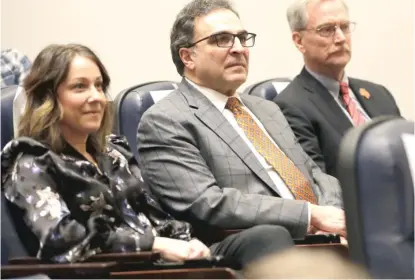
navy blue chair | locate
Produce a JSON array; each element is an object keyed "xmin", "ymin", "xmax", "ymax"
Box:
[
  {"xmin": 337, "ymin": 116, "xmax": 414, "ymax": 279},
  {"xmin": 0, "ymin": 86, "xmax": 35, "ymax": 264},
  {"xmin": 112, "ymin": 81, "xmax": 178, "ymax": 161},
  {"xmin": 1, "ymin": 86, "xmax": 39, "ymax": 264},
  {"xmin": 242, "ymin": 78, "xmax": 292, "ymax": 101},
  {"xmin": 1, "ymin": 196, "xmax": 30, "ymax": 265},
  {"xmin": 1, "ymin": 86, "xmax": 23, "ymax": 263},
  {"xmin": 1, "ymin": 85, "xmax": 18, "ymax": 150}
]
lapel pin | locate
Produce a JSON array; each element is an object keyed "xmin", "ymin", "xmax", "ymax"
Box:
[{"xmin": 359, "ymin": 88, "xmax": 371, "ymax": 99}]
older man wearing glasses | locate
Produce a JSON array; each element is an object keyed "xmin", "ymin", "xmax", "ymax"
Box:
[
  {"xmin": 137, "ymin": 0, "xmax": 345, "ymax": 264},
  {"xmin": 275, "ymin": 0, "xmax": 401, "ymax": 178}
]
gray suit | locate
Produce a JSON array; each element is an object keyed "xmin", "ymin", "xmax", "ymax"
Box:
[{"xmin": 137, "ymin": 79, "xmax": 342, "ymax": 238}]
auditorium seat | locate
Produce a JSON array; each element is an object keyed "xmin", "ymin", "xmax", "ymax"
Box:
[
  {"xmin": 243, "ymin": 78, "xmax": 292, "ymax": 100},
  {"xmin": 337, "ymin": 116, "xmax": 414, "ymax": 279},
  {"xmin": 112, "ymin": 81, "xmax": 178, "ymax": 161},
  {"xmin": 1, "ymin": 85, "xmax": 18, "ymax": 149}
]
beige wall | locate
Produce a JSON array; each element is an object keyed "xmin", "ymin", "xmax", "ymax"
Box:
[{"xmin": 2, "ymin": 0, "xmax": 414, "ymax": 119}]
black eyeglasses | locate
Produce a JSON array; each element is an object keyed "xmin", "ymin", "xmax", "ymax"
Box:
[
  {"xmin": 302, "ymin": 21, "xmax": 356, "ymax": 37},
  {"xmin": 187, "ymin": 32, "xmax": 257, "ymax": 48}
]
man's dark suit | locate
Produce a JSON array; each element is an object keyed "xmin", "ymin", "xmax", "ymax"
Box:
[
  {"xmin": 137, "ymin": 79, "xmax": 342, "ymax": 239},
  {"xmin": 274, "ymin": 68, "xmax": 401, "ymax": 177}
]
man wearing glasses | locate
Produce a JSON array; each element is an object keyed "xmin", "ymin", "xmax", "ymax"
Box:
[
  {"xmin": 137, "ymin": 0, "xmax": 345, "ymax": 263},
  {"xmin": 275, "ymin": 0, "xmax": 401, "ymax": 178}
]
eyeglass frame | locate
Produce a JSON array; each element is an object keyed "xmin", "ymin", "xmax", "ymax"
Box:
[
  {"xmin": 186, "ymin": 31, "xmax": 257, "ymax": 48},
  {"xmin": 300, "ymin": 21, "xmax": 356, "ymax": 37}
]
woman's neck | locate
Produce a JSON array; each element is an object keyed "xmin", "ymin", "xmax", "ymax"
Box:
[{"xmin": 61, "ymin": 127, "xmax": 89, "ymax": 158}]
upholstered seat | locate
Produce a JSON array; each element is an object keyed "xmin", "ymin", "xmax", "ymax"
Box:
[
  {"xmin": 1, "ymin": 85, "xmax": 18, "ymax": 149},
  {"xmin": 243, "ymin": 78, "xmax": 291, "ymax": 100},
  {"xmin": 337, "ymin": 116, "xmax": 414, "ymax": 279},
  {"xmin": 112, "ymin": 81, "xmax": 178, "ymax": 161}
]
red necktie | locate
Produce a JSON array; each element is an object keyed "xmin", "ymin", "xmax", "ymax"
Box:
[
  {"xmin": 226, "ymin": 97, "xmax": 317, "ymax": 204},
  {"xmin": 340, "ymin": 82, "xmax": 366, "ymax": 126}
]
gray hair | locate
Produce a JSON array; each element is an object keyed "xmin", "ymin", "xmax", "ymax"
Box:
[
  {"xmin": 170, "ymin": 0, "xmax": 239, "ymax": 76},
  {"xmin": 287, "ymin": 0, "xmax": 349, "ymax": 32}
]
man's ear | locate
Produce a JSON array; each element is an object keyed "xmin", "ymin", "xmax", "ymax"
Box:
[
  {"xmin": 292, "ymin": 32, "xmax": 306, "ymax": 54},
  {"xmin": 179, "ymin": 48, "xmax": 195, "ymax": 71}
]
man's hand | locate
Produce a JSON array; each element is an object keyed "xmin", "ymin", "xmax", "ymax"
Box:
[
  {"xmin": 188, "ymin": 238, "xmax": 211, "ymax": 259},
  {"xmin": 152, "ymin": 237, "xmax": 211, "ymax": 262},
  {"xmin": 309, "ymin": 205, "xmax": 347, "ymax": 237}
]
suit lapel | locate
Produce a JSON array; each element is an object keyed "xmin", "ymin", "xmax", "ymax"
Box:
[
  {"xmin": 299, "ymin": 68, "xmax": 352, "ymax": 135},
  {"xmin": 178, "ymin": 79, "xmax": 279, "ymax": 194},
  {"xmin": 349, "ymin": 78, "xmax": 379, "ymax": 117}
]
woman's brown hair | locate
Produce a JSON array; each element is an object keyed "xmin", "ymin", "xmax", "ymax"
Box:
[{"xmin": 18, "ymin": 43, "xmax": 112, "ymax": 153}]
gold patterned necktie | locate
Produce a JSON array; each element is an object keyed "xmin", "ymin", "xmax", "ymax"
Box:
[
  {"xmin": 225, "ymin": 97, "xmax": 317, "ymax": 204},
  {"xmin": 340, "ymin": 82, "xmax": 366, "ymax": 126}
]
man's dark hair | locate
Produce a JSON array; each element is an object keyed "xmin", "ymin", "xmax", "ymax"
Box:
[{"xmin": 170, "ymin": 0, "xmax": 239, "ymax": 76}]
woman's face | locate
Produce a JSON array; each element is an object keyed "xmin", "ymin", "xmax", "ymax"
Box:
[{"xmin": 57, "ymin": 55, "xmax": 107, "ymax": 138}]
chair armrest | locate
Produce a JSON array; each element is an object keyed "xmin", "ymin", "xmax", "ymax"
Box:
[
  {"xmin": 1, "ymin": 261, "xmax": 117, "ymax": 279},
  {"xmin": 294, "ymin": 234, "xmax": 341, "ymax": 245},
  {"xmin": 151, "ymin": 255, "xmax": 240, "ymax": 270},
  {"xmin": 8, "ymin": 257, "xmax": 41, "ymax": 265},
  {"xmin": 8, "ymin": 251, "xmax": 160, "ymax": 265},
  {"xmin": 197, "ymin": 229, "xmax": 341, "ymax": 246},
  {"xmin": 194, "ymin": 228, "xmax": 243, "ymax": 246},
  {"xmin": 111, "ymin": 267, "xmax": 238, "ymax": 279},
  {"xmin": 296, "ymin": 243, "xmax": 349, "ymax": 259},
  {"xmin": 86, "ymin": 251, "xmax": 160, "ymax": 263}
]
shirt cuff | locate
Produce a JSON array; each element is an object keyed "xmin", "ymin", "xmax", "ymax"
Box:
[{"xmin": 307, "ymin": 202, "xmax": 311, "ymax": 231}]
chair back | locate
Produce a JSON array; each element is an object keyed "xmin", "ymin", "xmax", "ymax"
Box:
[
  {"xmin": 112, "ymin": 81, "xmax": 178, "ymax": 161},
  {"xmin": 1, "ymin": 85, "xmax": 18, "ymax": 149},
  {"xmin": 243, "ymin": 78, "xmax": 292, "ymax": 100},
  {"xmin": 337, "ymin": 116, "xmax": 414, "ymax": 279},
  {"xmin": 1, "ymin": 86, "xmax": 42, "ymax": 262},
  {"xmin": 1, "ymin": 195, "xmax": 31, "ymax": 264}
]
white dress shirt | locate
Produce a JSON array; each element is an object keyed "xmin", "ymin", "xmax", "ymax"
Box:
[{"xmin": 186, "ymin": 78, "xmax": 311, "ymax": 226}]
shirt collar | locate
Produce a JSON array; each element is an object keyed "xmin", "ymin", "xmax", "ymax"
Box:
[
  {"xmin": 305, "ymin": 66, "xmax": 349, "ymax": 98},
  {"xmin": 185, "ymin": 78, "xmax": 244, "ymax": 113},
  {"xmin": 61, "ymin": 139, "xmax": 97, "ymax": 161}
]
